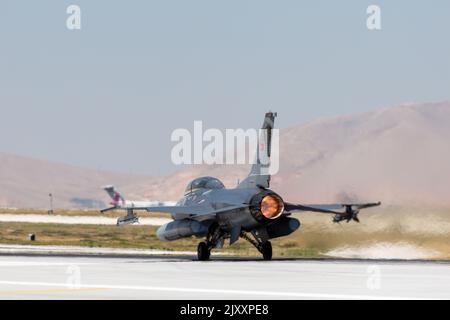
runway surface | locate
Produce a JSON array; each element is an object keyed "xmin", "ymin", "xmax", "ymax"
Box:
[{"xmin": 0, "ymin": 255, "xmax": 448, "ymax": 299}]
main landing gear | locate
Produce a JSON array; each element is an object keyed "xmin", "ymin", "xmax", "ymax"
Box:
[
  {"xmin": 240, "ymin": 231, "xmax": 272, "ymax": 260},
  {"xmin": 260, "ymin": 241, "xmax": 273, "ymax": 261},
  {"xmin": 197, "ymin": 241, "xmax": 211, "ymax": 261},
  {"xmin": 196, "ymin": 239, "xmax": 272, "ymax": 261},
  {"xmin": 197, "ymin": 226, "xmax": 273, "ymax": 261}
]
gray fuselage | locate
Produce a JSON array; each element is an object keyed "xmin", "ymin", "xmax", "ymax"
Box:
[{"xmin": 156, "ymin": 186, "xmax": 300, "ymax": 241}]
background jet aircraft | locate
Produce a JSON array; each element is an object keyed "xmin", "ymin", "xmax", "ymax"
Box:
[
  {"xmin": 101, "ymin": 186, "xmax": 174, "ymax": 225},
  {"xmin": 102, "ymin": 112, "xmax": 380, "ymax": 260}
]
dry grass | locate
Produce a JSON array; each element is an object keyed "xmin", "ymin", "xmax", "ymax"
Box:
[
  {"xmin": 0, "ymin": 221, "xmax": 324, "ymax": 257},
  {"xmin": 0, "ymin": 206, "xmax": 448, "ymax": 259}
]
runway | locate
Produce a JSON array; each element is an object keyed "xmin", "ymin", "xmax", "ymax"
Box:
[{"xmin": 0, "ymin": 255, "xmax": 448, "ymax": 299}]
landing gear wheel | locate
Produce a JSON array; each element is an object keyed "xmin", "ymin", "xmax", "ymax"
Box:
[
  {"xmin": 197, "ymin": 242, "xmax": 211, "ymax": 261},
  {"xmin": 261, "ymin": 241, "xmax": 272, "ymax": 261}
]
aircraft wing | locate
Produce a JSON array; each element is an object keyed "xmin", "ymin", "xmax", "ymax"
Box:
[
  {"xmin": 100, "ymin": 205, "xmax": 149, "ymax": 213},
  {"xmin": 284, "ymin": 202, "xmax": 381, "ymax": 222},
  {"xmin": 145, "ymin": 204, "xmax": 249, "ymax": 221}
]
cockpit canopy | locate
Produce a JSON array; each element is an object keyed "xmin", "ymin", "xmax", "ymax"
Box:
[{"xmin": 184, "ymin": 176, "xmax": 225, "ymax": 194}]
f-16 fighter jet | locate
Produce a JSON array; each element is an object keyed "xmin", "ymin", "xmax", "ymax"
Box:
[{"xmin": 102, "ymin": 112, "xmax": 380, "ymax": 260}]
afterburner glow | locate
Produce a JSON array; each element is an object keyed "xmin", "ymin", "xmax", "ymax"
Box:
[{"xmin": 260, "ymin": 195, "xmax": 283, "ymax": 219}]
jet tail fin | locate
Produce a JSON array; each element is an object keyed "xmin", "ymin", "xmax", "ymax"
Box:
[
  {"xmin": 103, "ymin": 185, "xmax": 125, "ymax": 207},
  {"xmin": 238, "ymin": 111, "xmax": 277, "ymax": 189}
]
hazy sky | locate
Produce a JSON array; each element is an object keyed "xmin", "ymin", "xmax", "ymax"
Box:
[{"xmin": 1, "ymin": 1, "xmax": 449, "ymax": 175}]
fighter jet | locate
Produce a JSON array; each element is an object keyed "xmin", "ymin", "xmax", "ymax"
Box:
[
  {"xmin": 101, "ymin": 185, "xmax": 175, "ymax": 226},
  {"xmin": 101, "ymin": 112, "xmax": 380, "ymax": 260}
]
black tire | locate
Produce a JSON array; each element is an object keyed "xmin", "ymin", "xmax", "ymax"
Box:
[
  {"xmin": 261, "ymin": 241, "xmax": 272, "ymax": 261},
  {"xmin": 197, "ymin": 242, "xmax": 211, "ymax": 261}
]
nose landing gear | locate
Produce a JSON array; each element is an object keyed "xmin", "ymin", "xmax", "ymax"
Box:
[{"xmin": 197, "ymin": 224, "xmax": 223, "ymax": 261}]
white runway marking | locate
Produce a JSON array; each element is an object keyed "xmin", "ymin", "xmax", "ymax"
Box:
[
  {"xmin": 0, "ymin": 280, "xmax": 425, "ymax": 300},
  {"xmin": 0, "ymin": 261, "xmax": 96, "ymax": 267},
  {"xmin": 0, "ymin": 244, "xmax": 197, "ymax": 256},
  {"xmin": 0, "ymin": 214, "xmax": 170, "ymax": 226}
]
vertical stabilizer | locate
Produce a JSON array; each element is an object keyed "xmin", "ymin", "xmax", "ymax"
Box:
[
  {"xmin": 103, "ymin": 185, "xmax": 125, "ymax": 207},
  {"xmin": 237, "ymin": 111, "xmax": 277, "ymax": 189}
]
